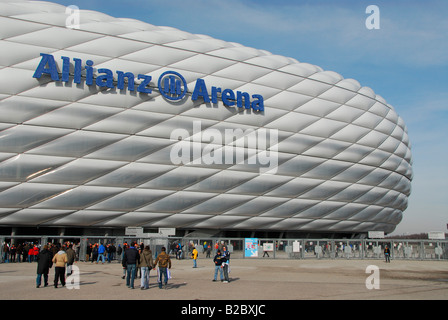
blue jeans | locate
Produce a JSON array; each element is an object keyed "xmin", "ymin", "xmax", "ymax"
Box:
[
  {"xmin": 126, "ymin": 264, "xmax": 136, "ymax": 288},
  {"xmin": 36, "ymin": 273, "xmax": 48, "ymax": 287},
  {"xmin": 158, "ymin": 267, "xmax": 168, "ymax": 288},
  {"xmin": 214, "ymin": 265, "xmax": 223, "ymax": 281},
  {"xmin": 140, "ymin": 267, "xmax": 150, "ymax": 289},
  {"xmin": 223, "ymin": 264, "xmax": 229, "ymax": 281},
  {"xmin": 97, "ymin": 253, "xmax": 105, "ymax": 263},
  {"xmin": 193, "ymin": 259, "xmax": 197, "ymax": 268}
]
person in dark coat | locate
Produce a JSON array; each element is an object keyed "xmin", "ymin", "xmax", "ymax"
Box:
[
  {"xmin": 122, "ymin": 242, "xmax": 140, "ymax": 289},
  {"xmin": 36, "ymin": 245, "xmax": 53, "ymax": 288}
]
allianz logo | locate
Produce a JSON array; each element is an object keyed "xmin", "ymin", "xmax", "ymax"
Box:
[{"xmin": 33, "ymin": 53, "xmax": 264, "ymax": 112}]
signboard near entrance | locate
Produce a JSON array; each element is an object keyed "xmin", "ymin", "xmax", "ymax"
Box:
[
  {"xmin": 368, "ymin": 231, "xmax": 385, "ymax": 239},
  {"xmin": 263, "ymin": 243, "xmax": 274, "ymax": 252},
  {"xmin": 159, "ymin": 228, "xmax": 176, "ymax": 236},
  {"xmin": 428, "ymin": 231, "xmax": 445, "ymax": 240},
  {"xmin": 245, "ymin": 238, "xmax": 258, "ymax": 257},
  {"xmin": 293, "ymin": 241, "xmax": 301, "ymax": 253},
  {"xmin": 125, "ymin": 227, "xmax": 143, "ymax": 237}
]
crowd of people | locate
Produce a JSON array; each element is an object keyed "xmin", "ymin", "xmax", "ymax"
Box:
[
  {"xmin": 33, "ymin": 242, "xmax": 77, "ymax": 288},
  {"xmin": 2, "ymin": 239, "xmax": 234, "ymax": 290},
  {"xmin": 85, "ymin": 242, "xmax": 120, "ymax": 264},
  {"xmin": 2, "ymin": 242, "xmax": 70, "ymax": 263},
  {"xmin": 117, "ymin": 241, "xmax": 172, "ymax": 290}
]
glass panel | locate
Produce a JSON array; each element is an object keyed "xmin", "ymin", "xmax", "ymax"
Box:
[
  {"xmin": 32, "ymin": 185, "xmax": 125, "ymax": 210},
  {"xmin": 86, "ymin": 136, "xmax": 171, "ymax": 162},
  {"xmin": 89, "ymin": 189, "xmax": 172, "ymax": 211},
  {"xmin": 28, "ymin": 130, "xmax": 124, "ymax": 157},
  {"xmin": 32, "ymin": 158, "xmax": 123, "ymax": 185},
  {"xmin": 0, "ymin": 183, "xmax": 70, "ymax": 207},
  {"xmin": 26, "ymin": 103, "xmax": 120, "ymax": 129},
  {"xmin": 191, "ymin": 194, "xmax": 254, "ymax": 214},
  {"xmin": 186, "ymin": 170, "xmax": 257, "ymax": 193},
  {"xmin": 138, "ymin": 191, "xmax": 214, "ymax": 212},
  {"xmin": 87, "ymin": 162, "xmax": 172, "ymax": 187},
  {"xmin": 0, "ymin": 154, "xmax": 70, "ymax": 182},
  {"xmin": 0, "ymin": 125, "xmax": 72, "ymax": 153},
  {"xmin": 141, "ymin": 166, "xmax": 217, "ymax": 190}
]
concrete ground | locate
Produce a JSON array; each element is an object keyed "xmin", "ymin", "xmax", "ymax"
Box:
[{"xmin": 1, "ymin": 256, "xmax": 447, "ymax": 302}]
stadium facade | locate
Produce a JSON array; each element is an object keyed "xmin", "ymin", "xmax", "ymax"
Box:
[{"xmin": 0, "ymin": 0, "xmax": 412, "ymax": 239}]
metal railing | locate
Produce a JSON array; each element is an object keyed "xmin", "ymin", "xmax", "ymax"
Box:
[{"xmin": 1, "ymin": 235, "xmax": 447, "ymax": 262}]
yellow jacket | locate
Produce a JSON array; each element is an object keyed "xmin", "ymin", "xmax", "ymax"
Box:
[{"xmin": 192, "ymin": 248, "xmax": 198, "ymax": 259}]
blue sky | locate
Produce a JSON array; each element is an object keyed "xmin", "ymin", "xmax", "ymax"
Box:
[{"xmin": 47, "ymin": 0, "xmax": 447, "ymax": 235}]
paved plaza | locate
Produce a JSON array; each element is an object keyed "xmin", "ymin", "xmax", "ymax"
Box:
[{"xmin": 0, "ymin": 256, "xmax": 447, "ymax": 301}]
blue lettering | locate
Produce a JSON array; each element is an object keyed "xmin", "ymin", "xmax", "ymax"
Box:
[
  {"xmin": 222, "ymin": 89, "xmax": 235, "ymax": 107},
  {"xmin": 85, "ymin": 60, "xmax": 94, "ymax": 86},
  {"xmin": 211, "ymin": 86, "xmax": 221, "ymax": 104},
  {"xmin": 32, "ymin": 54, "xmax": 264, "ymax": 112},
  {"xmin": 192, "ymin": 78, "xmax": 210, "ymax": 103},
  {"xmin": 33, "ymin": 53, "xmax": 59, "ymax": 81},
  {"xmin": 191, "ymin": 79, "xmax": 263, "ymax": 111},
  {"xmin": 96, "ymin": 68, "xmax": 114, "ymax": 88},
  {"xmin": 61, "ymin": 56, "xmax": 70, "ymax": 82},
  {"xmin": 137, "ymin": 74, "xmax": 152, "ymax": 93},
  {"xmin": 73, "ymin": 58, "xmax": 82, "ymax": 84},
  {"xmin": 237, "ymin": 91, "xmax": 250, "ymax": 109},
  {"xmin": 251, "ymin": 94, "xmax": 264, "ymax": 112},
  {"xmin": 116, "ymin": 71, "xmax": 135, "ymax": 91}
]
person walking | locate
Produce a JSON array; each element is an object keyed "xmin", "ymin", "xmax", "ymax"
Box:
[
  {"xmin": 192, "ymin": 245, "xmax": 198, "ymax": 268},
  {"xmin": 16, "ymin": 243, "xmax": 23, "ymax": 263},
  {"xmin": 384, "ymin": 245, "xmax": 391, "ymax": 263},
  {"xmin": 52, "ymin": 245, "xmax": 68, "ymax": 288},
  {"xmin": 36, "ymin": 245, "xmax": 53, "ymax": 288},
  {"xmin": 175, "ymin": 243, "xmax": 182, "ymax": 260},
  {"xmin": 65, "ymin": 243, "xmax": 76, "ymax": 276},
  {"xmin": 222, "ymin": 247, "xmax": 230, "ymax": 283},
  {"xmin": 138, "ymin": 245, "xmax": 154, "ymax": 290},
  {"xmin": 9, "ymin": 244, "xmax": 16, "ymax": 263},
  {"xmin": 97, "ymin": 243, "xmax": 106, "ymax": 264},
  {"xmin": 28, "ymin": 245, "xmax": 34, "ymax": 263},
  {"xmin": 154, "ymin": 247, "xmax": 171, "ymax": 289},
  {"xmin": 214, "ymin": 242, "xmax": 219, "ymax": 256},
  {"xmin": 85, "ymin": 243, "xmax": 92, "ymax": 262},
  {"xmin": 91, "ymin": 244, "xmax": 98, "ymax": 263},
  {"xmin": 108, "ymin": 244, "xmax": 116, "ymax": 262},
  {"xmin": 122, "ymin": 242, "xmax": 140, "ymax": 289},
  {"xmin": 23, "ymin": 243, "xmax": 29, "ymax": 263},
  {"xmin": 213, "ymin": 250, "xmax": 224, "ymax": 282},
  {"xmin": 32, "ymin": 245, "xmax": 39, "ymax": 261},
  {"xmin": 2, "ymin": 242, "xmax": 9, "ymax": 263},
  {"xmin": 116, "ymin": 244, "xmax": 122, "ymax": 262}
]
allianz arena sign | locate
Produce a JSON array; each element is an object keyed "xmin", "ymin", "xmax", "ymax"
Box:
[{"xmin": 33, "ymin": 53, "xmax": 265, "ymax": 111}]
